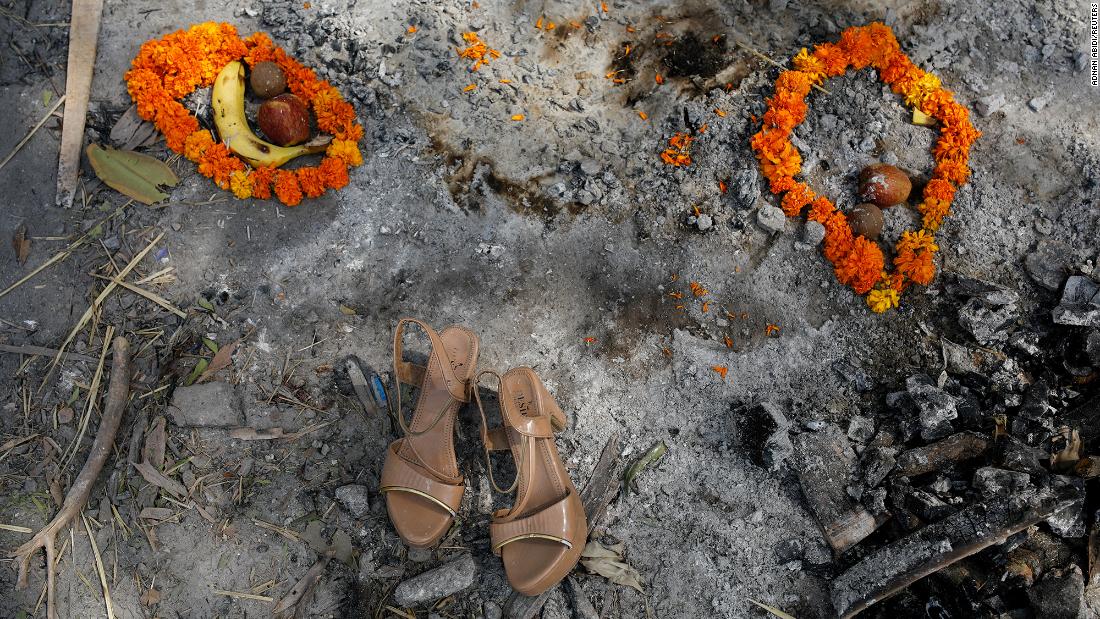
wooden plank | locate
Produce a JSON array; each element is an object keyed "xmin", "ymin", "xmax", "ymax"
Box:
[
  {"xmin": 504, "ymin": 432, "xmax": 622, "ymax": 619},
  {"xmin": 55, "ymin": 0, "xmax": 105, "ymax": 208}
]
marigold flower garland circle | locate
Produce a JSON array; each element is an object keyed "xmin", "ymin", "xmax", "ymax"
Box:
[
  {"xmin": 124, "ymin": 22, "xmax": 364, "ymax": 207},
  {"xmin": 750, "ymin": 23, "xmax": 980, "ymax": 313}
]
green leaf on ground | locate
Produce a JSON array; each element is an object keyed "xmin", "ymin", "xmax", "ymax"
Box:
[{"xmin": 86, "ymin": 144, "xmax": 178, "ymax": 205}]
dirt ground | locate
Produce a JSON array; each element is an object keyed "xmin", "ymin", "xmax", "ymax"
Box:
[{"xmin": 0, "ymin": 0, "xmax": 1098, "ymax": 617}]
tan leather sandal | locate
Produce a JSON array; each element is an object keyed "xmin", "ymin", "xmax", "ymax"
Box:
[
  {"xmin": 473, "ymin": 367, "xmax": 587, "ymax": 596},
  {"xmin": 380, "ymin": 318, "xmax": 479, "ymax": 549}
]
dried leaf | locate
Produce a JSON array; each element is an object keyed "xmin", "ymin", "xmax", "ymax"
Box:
[
  {"xmin": 580, "ymin": 540, "xmax": 643, "ymax": 593},
  {"xmin": 1051, "ymin": 427, "xmax": 1082, "ymax": 473},
  {"xmin": 331, "ymin": 528, "xmax": 354, "ymax": 566},
  {"xmin": 139, "ymin": 586, "xmax": 161, "ymax": 606},
  {"xmin": 142, "ymin": 416, "xmax": 166, "ymax": 470},
  {"xmin": 139, "ymin": 507, "xmax": 175, "ymax": 521},
  {"xmin": 198, "ymin": 339, "xmax": 238, "ymax": 383},
  {"xmin": 301, "ymin": 520, "xmax": 328, "ymax": 554},
  {"xmin": 623, "ymin": 440, "xmax": 667, "ymax": 495},
  {"xmin": 132, "ymin": 461, "xmax": 187, "ymax": 498},
  {"xmin": 86, "ymin": 143, "xmax": 178, "ymax": 205},
  {"xmin": 747, "ymin": 598, "xmax": 797, "ymax": 619},
  {"xmin": 197, "ymin": 297, "xmax": 215, "ymax": 312},
  {"xmin": 12, "ymin": 224, "xmax": 30, "ymax": 265},
  {"xmin": 338, "ymin": 304, "xmax": 357, "ymax": 315}
]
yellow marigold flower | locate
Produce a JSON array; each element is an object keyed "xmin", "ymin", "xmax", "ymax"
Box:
[
  {"xmin": 866, "ymin": 287, "xmax": 899, "ymax": 313},
  {"xmin": 326, "ymin": 139, "xmax": 363, "ymax": 167},
  {"xmin": 903, "ymin": 72, "xmax": 942, "ymax": 107},
  {"xmin": 792, "ymin": 48, "xmax": 826, "ymax": 82},
  {"xmin": 229, "ymin": 170, "xmax": 252, "ymax": 199}
]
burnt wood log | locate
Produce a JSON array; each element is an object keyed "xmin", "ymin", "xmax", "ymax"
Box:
[
  {"xmin": 794, "ymin": 424, "xmax": 879, "ymax": 553},
  {"xmin": 831, "ymin": 484, "xmax": 1081, "ymax": 618},
  {"xmin": 894, "ymin": 431, "xmax": 989, "ymax": 477}
]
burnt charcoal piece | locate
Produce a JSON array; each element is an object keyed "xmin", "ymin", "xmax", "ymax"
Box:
[
  {"xmin": 733, "ymin": 402, "xmax": 793, "ymax": 472},
  {"xmin": 1052, "ymin": 275, "xmax": 1100, "ymax": 327},
  {"xmin": 995, "ymin": 435, "xmax": 1046, "ymax": 473},
  {"xmin": 895, "ymin": 431, "xmax": 989, "ymax": 477},
  {"xmin": 972, "ymin": 466, "xmax": 1032, "ymax": 498},
  {"xmin": 794, "ymin": 424, "xmax": 881, "ymax": 553},
  {"xmin": 906, "ymin": 376, "xmax": 959, "ymax": 440},
  {"xmin": 1028, "ymin": 566, "xmax": 1087, "ymax": 619},
  {"xmin": 831, "ymin": 485, "xmax": 1082, "ymax": 618}
]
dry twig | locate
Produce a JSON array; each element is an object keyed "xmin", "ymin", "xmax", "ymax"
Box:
[{"xmin": 10, "ymin": 336, "xmax": 130, "ymax": 619}]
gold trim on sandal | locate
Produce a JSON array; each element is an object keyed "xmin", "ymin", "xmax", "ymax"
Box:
[
  {"xmin": 492, "ymin": 533, "xmax": 573, "ymax": 553},
  {"xmin": 380, "ymin": 486, "xmax": 457, "ymax": 517}
]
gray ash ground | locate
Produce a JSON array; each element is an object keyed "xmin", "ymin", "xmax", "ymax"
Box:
[{"xmin": 1, "ymin": 0, "xmax": 1099, "ymax": 618}]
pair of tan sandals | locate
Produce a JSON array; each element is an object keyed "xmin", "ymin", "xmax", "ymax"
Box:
[{"xmin": 379, "ymin": 318, "xmax": 586, "ymax": 596}]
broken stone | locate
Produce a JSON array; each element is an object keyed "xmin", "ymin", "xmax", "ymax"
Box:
[
  {"xmin": 802, "ymin": 220, "xmax": 825, "ymax": 246},
  {"xmin": 756, "ymin": 205, "xmax": 786, "ymax": 233},
  {"xmin": 793, "ymin": 423, "xmax": 880, "ymax": 553},
  {"xmin": 975, "ymin": 92, "xmax": 1005, "ymax": 117},
  {"xmin": 831, "ymin": 485, "xmax": 1082, "ymax": 618},
  {"xmin": 972, "ymin": 467, "xmax": 1031, "ymax": 498},
  {"xmin": 906, "ymin": 376, "xmax": 958, "ymax": 441},
  {"xmin": 946, "ymin": 273, "xmax": 1021, "ymax": 306},
  {"xmin": 846, "ymin": 415, "xmax": 875, "ymax": 443},
  {"xmin": 695, "ymin": 213, "xmax": 713, "ymax": 231},
  {"xmin": 169, "ymin": 382, "xmax": 244, "ymax": 427},
  {"xmin": 958, "ymin": 297, "xmax": 1018, "ymax": 344},
  {"xmin": 1052, "ymin": 276, "xmax": 1100, "ymax": 327},
  {"xmin": 393, "ymin": 554, "xmax": 477, "ymax": 606},
  {"xmin": 1029, "ymin": 565, "xmax": 1087, "ymax": 619},
  {"xmin": 335, "ymin": 484, "xmax": 371, "ymax": 519},
  {"xmin": 834, "ymin": 360, "xmax": 873, "ymax": 393},
  {"xmin": 734, "ymin": 402, "xmax": 793, "ymax": 472}
]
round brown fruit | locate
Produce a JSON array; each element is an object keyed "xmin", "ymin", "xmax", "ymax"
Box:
[
  {"xmin": 250, "ymin": 61, "xmax": 287, "ymax": 99},
  {"xmin": 858, "ymin": 163, "xmax": 911, "ymax": 208},
  {"xmin": 849, "ymin": 203, "xmax": 884, "ymax": 240},
  {"xmin": 258, "ymin": 94, "xmax": 310, "ymax": 146}
]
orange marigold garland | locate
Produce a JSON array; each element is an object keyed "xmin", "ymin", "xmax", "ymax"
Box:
[
  {"xmin": 125, "ymin": 22, "xmax": 364, "ymax": 207},
  {"xmin": 751, "ymin": 23, "xmax": 980, "ymax": 312}
]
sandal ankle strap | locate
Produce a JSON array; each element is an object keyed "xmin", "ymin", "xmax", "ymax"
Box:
[{"xmin": 392, "ymin": 318, "xmax": 469, "ymax": 437}]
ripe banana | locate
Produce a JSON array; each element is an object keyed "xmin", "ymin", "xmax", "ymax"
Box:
[{"xmin": 211, "ymin": 61, "xmax": 328, "ymax": 168}]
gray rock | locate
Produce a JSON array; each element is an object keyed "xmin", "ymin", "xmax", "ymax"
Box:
[
  {"xmin": 802, "ymin": 220, "xmax": 826, "ymax": 246},
  {"xmin": 696, "ymin": 213, "xmax": 713, "ymax": 231},
  {"xmin": 975, "ymin": 92, "xmax": 1005, "ymax": 117},
  {"xmin": 972, "ymin": 467, "xmax": 1031, "ymax": 498},
  {"xmin": 846, "ymin": 416, "xmax": 875, "ymax": 443},
  {"xmin": 906, "ymin": 376, "xmax": 958, "ymax": 441},
  {"xmin": 579, "ymin": 159, "xmax": 601, "ymax": 175},
  {"xmin": 958, "ymin": 298, "xmax": 1018, "ymax": 344},
  {"xmin": 757, "ymin": 205, "xmax": 786, "ymax": 233},
  {"xmin": 1027, "ymin": 92, "xmax": 1053, "ymax": 112},
  {"xmin": 169, "ymin": 382, "xmax": 244, "ymax": 427},
  {"xmin": 393, "ymin": 554, "xmax": 477, "ymax": 606},
  {"xmin": 1029, "ymin": 565, "xmax": 1086, "ymax": 619},
  {"xmin": 1024, "ymin": 241, "xmax": 1069, "ymax": 290},
  {"xmin": 335, "ymin": 484, "xmax": 371, "ymax": 519}
]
